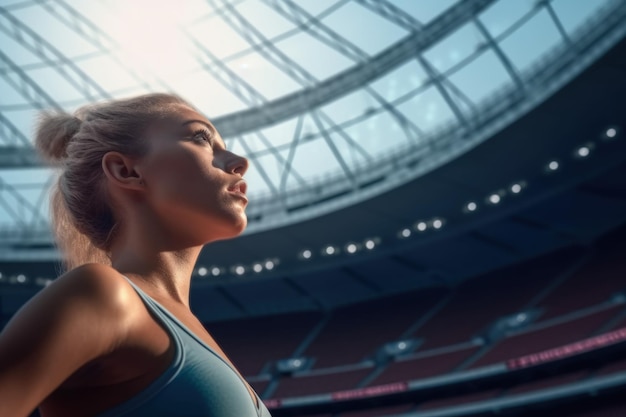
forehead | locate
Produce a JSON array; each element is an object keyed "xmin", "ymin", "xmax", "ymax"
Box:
[
  {"xmin": 166, "ymin": 104, "xmax": 212, "ymax": 127},
  {"xmin": 150, "ymin": 104, "xmax": 217, "ymax": 134}
]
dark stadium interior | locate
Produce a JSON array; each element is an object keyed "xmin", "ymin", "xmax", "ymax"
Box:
[{"xmin": 1, "ymin": 1, "xmax": 626, "ymax": 416}]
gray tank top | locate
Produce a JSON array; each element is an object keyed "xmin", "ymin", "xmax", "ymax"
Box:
[{"xmin": 96, "ymin": 276, "xmax": 273, "ymax": 417}]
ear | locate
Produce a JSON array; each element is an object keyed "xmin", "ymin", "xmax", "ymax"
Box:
[{"xmin": 102, "ymin": 151, "xmax": 144, "ymax": 191}]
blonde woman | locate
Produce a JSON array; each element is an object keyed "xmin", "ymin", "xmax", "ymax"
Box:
[{"xmin": 0, "ymin": 94, "xmax": 271, "ymax": 417}]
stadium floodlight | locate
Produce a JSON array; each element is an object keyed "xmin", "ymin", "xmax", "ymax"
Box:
[
  {"xmin": 379, "ymin": 339, "xmax": 419, "ymax": 359},
  {"xmin": 547, "ymin": 160, "xmax": 559, "ymax": 171},
  {"xmin": 577, "ymin": 146, "xmax": 590, "ymax": 157},
  {"xmin": 488, "ymin": 194, "xmax": 501, "ymax": 204},
  {"xmin": 346, "ymin": 243, "xmax": 358, "ymax": 254},
  {"xmin": 275, "ymin": 357, "xmax": 311, "ymax": 375},
  {"xmin": 415, "ymin": 222, "xmax": 428, "ymax": 232},
  {"xmin": 605, "ymin": 127, "xmax": 617, "ymax": 138},
  {"xmin": 364, "ymin": 239, "xmax": 377, "ymax": 250}
]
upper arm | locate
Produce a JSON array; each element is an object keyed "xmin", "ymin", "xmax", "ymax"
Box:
[{"xmin": 0, "ymin": 264, "xmax": 135, "ymax": 417}]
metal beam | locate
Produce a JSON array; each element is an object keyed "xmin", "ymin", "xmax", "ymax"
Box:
[
  {"xmin": 209, "ymin": 0, "xmax": 495, "ymax": 136},
  {"xmin": 261, "ymin": 0, "xmax": 368, "ymax": 63},
  {"xmin": 208, "ymin": 0, "xmax": 318, "ymax": 87},
  {"xmin": 0, "ymin": 49, "xmax": 62, "ymax": 111},
  {"xmin": 0, "ymin": 5, "xmax": 111, "ymax": 100},
  {"xmin": 2, "ymin": 0, "xmax": 495, "ymax": 168}
]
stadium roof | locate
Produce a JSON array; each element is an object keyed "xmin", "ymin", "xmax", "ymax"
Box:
[{"xmin": 0, "ymin": 0, "xmax": 623, "ymax": 256}]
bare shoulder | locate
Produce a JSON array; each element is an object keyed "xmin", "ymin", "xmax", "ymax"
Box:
[
  {"xmin": 49, "ymin": 263, "xmax": 136, "ymax": 310},
  {"xmin": 0, "ymin": 264, "xmax": 142, "ymax": 417}
]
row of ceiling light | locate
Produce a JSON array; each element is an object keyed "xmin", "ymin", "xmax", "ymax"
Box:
[
  {"xmin": 3, "ymin": 128, "xmax": 620, "ymax": 284},
  {"xmin": 193, "ymin": 126, "xmax": 619, "ymax": 279}
]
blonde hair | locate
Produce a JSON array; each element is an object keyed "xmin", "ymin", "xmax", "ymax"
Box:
[{"xmin": 35, "ymin": 93, "xmax": 192, "ymax": 270}]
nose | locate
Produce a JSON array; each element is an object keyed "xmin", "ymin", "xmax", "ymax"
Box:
[{"xmin": 227, "ymin": 152, "xmax": 249, "ymax": 176}]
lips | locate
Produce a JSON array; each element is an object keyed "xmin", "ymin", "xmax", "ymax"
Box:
[{"xmin": 228, "ymin": 180, "xmax": 248, "ymax": 197}]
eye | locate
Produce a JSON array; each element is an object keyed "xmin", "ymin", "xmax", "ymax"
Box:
[{"xmin": 191, "ymin": 128, "xmax": 214, "ymax": 145}]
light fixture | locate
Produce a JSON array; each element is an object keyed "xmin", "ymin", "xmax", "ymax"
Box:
[
  {"xmin": 253, "ymin": 263, "xmax": 263, "ymax": 273},
  {"xmin": 606, "ymin": 127, "xmax": 617, "ymax": 138},
  {"xmin": 16, "ymin": 274, "xmax": 26, "ymax": 283},
  {"xmin": 548, "ymin": 160, "xmax": 559, "ymax": 171},
  {"xmin": 577, "ymin": 146, "xmax": 590, "ymax": 157},
  {"xmin": 489, "ymin": 194, "xmax": 501, "ymax": 204},
  {"xmin": 466, "ymin": 202, "xmax": 477, "ymax": 212},
  {"xmin": 415, "ymin": 222, "xmax": 427, "ymax": 232},
  {"xmin": 400, "ymin": 228, "xmax": 411, "ymax": 238},
  {"xmin": 364, "ymin": 239, "xmax": 377, "ymax": 250},
  {"xmin": 346, "ymin": 243, "xmax": 358, "ymax": 254},
  {"xmin": 265, "ymin": 260, "xmax": 275, "ymax": 270},
  {"xmin": 234, "ymin": 266, "xmax": 245, "ymax": 275},
  {"xmin": 324, "ymin": 245, "xmax": 336, "ymax": 255},
  {"xmin": 198, "ymin": 267, "xmax": 208, "ymax": 277},
  {"xmin": 432, "ymin": 219, "xmax": 443, "ymax": 229},
  {"xmin": 211, "ymin": 267, "xmax": 221, "ymax": 276},
  {"xmin": 510, "ymin": 183, "xmax": 522, "ymax": 194},
  {"xmin": 301, "ymin": 249, "xmax": 312, "ymax": 259}
]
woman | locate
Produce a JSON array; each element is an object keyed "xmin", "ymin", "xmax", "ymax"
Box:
[{"xmin": 0, "ymin": 93, "xmax": 272, "ymax": 417}]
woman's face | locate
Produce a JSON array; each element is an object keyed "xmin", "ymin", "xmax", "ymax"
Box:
[{"xmin": 137, "ymin": 104, "xmax": 249, "ymax": 244}]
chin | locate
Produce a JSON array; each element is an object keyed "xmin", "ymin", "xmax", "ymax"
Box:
[{"xmin": 211, "ymin": 215, "xmax": 247, "ymax": 242}]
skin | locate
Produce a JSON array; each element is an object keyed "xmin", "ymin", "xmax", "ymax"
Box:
[{"xmin": 0, "ymin": 104, "xmax": 255, "ymax": 417}]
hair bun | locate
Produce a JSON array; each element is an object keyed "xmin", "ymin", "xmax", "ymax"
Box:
[{"xmin": 35, "ymin": 112, "xmax": 82, "ymax": 163}]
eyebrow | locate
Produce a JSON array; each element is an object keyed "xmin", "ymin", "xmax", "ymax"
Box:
[{"xmin": 181, "ymin": 119, "xmax": 217, "ymax": 135}]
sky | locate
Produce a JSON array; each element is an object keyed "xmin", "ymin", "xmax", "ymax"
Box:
[{"xmin": 0, "ymin": 0, "xmax": 615, "ymax": 231}]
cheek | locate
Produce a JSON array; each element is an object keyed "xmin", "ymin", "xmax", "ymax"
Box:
[{"xmin": 151, "ymin": 155, "xmax": 221, "ymax": 201}]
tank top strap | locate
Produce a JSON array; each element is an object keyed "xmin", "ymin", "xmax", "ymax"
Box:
[{"xmin": 96, "ymin": 276, "xmax": 186, "ymax": 417}]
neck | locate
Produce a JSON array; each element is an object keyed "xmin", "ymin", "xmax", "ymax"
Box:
[{"xmin": 109, "ymin": 214, "xmax": 205, "ymax": 308}]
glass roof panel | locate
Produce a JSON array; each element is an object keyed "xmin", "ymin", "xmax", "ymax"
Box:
[
  {"xmin": 225, "ymin": 52, "xmax": 304, "ymax": 99},
  {"xmin": 321, "ymin": 1, "xmax": 409, "ymax": 56},
  {"xmin": 0, "ymin": 108, "xmax": 37, "ymax": 144},
  {"xmin": 423, "ymin": 22, "xmax": 485, "ymax": 74},
  {"xmin": 498, "ymin": 8, "xmax": 562, "ymax": 74},
  {"xmin": 255, "ymin": 117, "xmax": 301, "ymax": 148},
  {"xmin": 0, "ymin": 30, "xmax": 44, "ymax": 67},
  {"xmin": 0, "ymin": 0, "xmax": 621, "ymax": 232},
  {"xmin": 234, "ymin": 0, "xmax": 298, "ymax": 39},
  {"xmin": 174, "ymin": 69, "xmax": 251, "ymax": 118},
  {"xmin": 186, "ymin": 13, "xmax": 252, "ymax": 60},
  {"xmin": 395, "ymin": 86, "xmax": 457, "ymax": 133},
  {"xmin": 447, "ymin": 49, "xmax": 513, "ymax": 105},
  {"xmin": 369, "ymin": 59, "xmax": 428, "ymax": 104},
  {"xmin": 478, "ymin": 0, "xmax": 535, "ymax": 39},
  {"xmin": 274, "ymin": 31, "xmax": 356, "ymax": 80},
  {"xmin": 24, "ymin": 66, "xmax": 89, "ymax": 103},
  {"xmin": 550, "ymin": 0, "xmax": 612, "ymax": 36},
  {"xmin": 392, "ymin": 0, "xmax": 458, "ymax": 24},
  {"xmin": 319, "ymin": 88, "xmax": 377, "ymax": 126},
  {"xmin": 73, "ymin": 54, "xmax": 141, "ymax": 95},
  {"xmin": 295, "ymin": 0, "xmax": 347, "ymax": 18},
  {"xmin": 0, "ymin": 77, "xmax": 31, "ymax": 108},
  {"xmin": 7, "ymin": 3, "xmax": 99, "ymax": 58}
]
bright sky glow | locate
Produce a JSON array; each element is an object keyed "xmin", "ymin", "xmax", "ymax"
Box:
[{"xmin": 0, "ymin": 0, "xmax": 617, "ymax": 231}]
